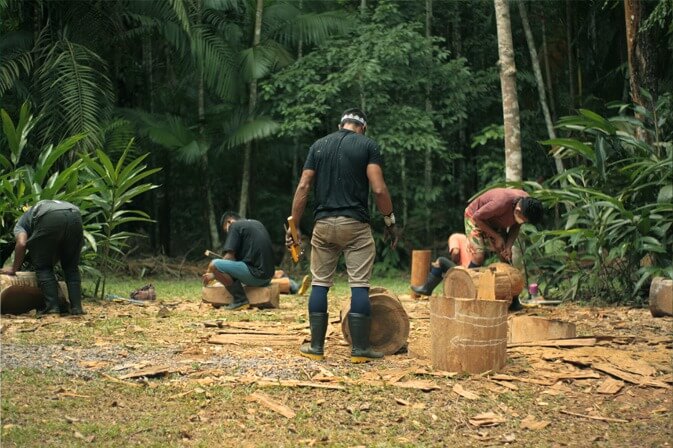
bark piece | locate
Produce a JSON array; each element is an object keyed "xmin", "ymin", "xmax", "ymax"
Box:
[
  {"xmin": 649, "ymin": 277, "xmax": 673, "ymax": 317},
  {"xmin": 596, "ymin": 378, "xmax": 625, "ymax": 395},
  {"xmin": 247, "ymin": 392, "xmax": 295, "ymax": 418},
  {"xmin": 508, "ymin": 316, "xmax": 576, "ymax": 343},
  {"xmin": 202, "ymin": 283, "xmax": 280, "ymax": 309},
  {"xmin": 469, "ymin": 411, "xmax": 506, "ymax": 427},
  {"xmin": 340, "ymin": 292, "xmax": 410, "ymax": 355},
  {"xmin": 430, "ymin": 296, "xmax": 508, "ymax": 374}
]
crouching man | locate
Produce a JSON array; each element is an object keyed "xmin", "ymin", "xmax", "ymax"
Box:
[{"xmin": 202, "ymin": 212, "xmax": 274, "ymax": 310}]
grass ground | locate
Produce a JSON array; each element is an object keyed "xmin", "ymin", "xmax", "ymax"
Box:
[{"xmin": 1, "ymin": 275, "xmax": 671, "ymax": 447}]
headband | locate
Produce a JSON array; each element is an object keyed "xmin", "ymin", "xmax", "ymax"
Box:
[{"xmin": 340, "ymin": 113, "xmax": 367, "ymax": 127}]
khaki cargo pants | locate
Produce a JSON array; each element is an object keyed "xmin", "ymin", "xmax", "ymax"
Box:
[{"xmin": 310, "ymin": 217, "xmax": 375, "ymax": 288}]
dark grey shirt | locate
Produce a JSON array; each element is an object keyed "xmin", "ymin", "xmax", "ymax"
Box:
[
  {"xmin": 304, "ymin": 129, "xmax": 383, "ymax": 223},
  {"xmin": 222, "ymin": 220, "xmax": 274, "ymax": 280},
  {"xmin": 14, "ymin": 200, "xmax": 79, "ymax": 236}
]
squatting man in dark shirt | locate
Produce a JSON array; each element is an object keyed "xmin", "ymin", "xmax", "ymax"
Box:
[
  {"xmin": 202, "ymin": 212, "xmax": 275, "ymax": 310},
  {"xmin": 287, "ymin": 108, "xmax": 400, "ymax": 363},
  {"xmin": 1, "ymin": 200, "xmax": 85, "ymax": 316}
]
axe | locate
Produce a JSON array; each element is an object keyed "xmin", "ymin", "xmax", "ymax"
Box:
[
  {"xmin": 204, "ymin": 249, "xmax": 223, "ymax": 259},
  {"xmin": 286, "ymin": 216, "xmax": 302, "ymax": 263}
]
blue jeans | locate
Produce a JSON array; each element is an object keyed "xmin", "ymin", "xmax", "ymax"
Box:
[{"xmin": 211, "ymin": 260, "xmax": 270, "ymax": 286}]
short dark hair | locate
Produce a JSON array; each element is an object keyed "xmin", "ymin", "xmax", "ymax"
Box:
[
  {"xmin": 519, "ymin": 197, "xmax": 543, "ymax": 225},
  {"xmin": 220, "ymin": 211, "xmax": 241, "ymax": 229},
  {"xmin": 340, "ymin": 108, "xmax": 367, "ymax": 128}
]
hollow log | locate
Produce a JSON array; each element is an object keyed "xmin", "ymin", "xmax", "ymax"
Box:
[
  {"xmin": 443, "ymin": 267, "xmax": 479, "ymax": 299},
  {"xmin": 649, "ymin": 277, "xmax": 673, "ymax": 317},
  {"xmin": 1, "ymin": 272, "xmax": 68, "ymax": 315},
  {"xmin": 410, "ymin": 250, "xmax": 432, "ymax": 297},
  {"xmin": 430, "ymin": 296, "xmax": 508, "ymax": 374},
  {"xmin": 271, "ymin": 277, "xmax": 291, "ymax": 294},
  {"xmin": 507, "ymin": 316, "xmax": 576, "ymax": 343},
  {"xmin": 340, "ymin": 292, "xmax": 410, "ymax": 355},
  {"xmin": 202, "ymin": 282, "xmax": 280, "ymax": 309}
]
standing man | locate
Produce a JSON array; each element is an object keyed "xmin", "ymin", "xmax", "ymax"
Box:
[
  {"xmin": 0, "ymin": 200, "xmax": 85, "ymax": 316},
  {"xmin": 202, "ymin": 212, "xmax": 274, "ymax": 310},
  {"xmin": 288, "ymin": 108, "xmax": 399, "ymax": 363},
  {"xmin": 411, "ymin": 233, "xmax": 470, "ymax": 296},
  {"xmin": 465, "ymin": 187, "xmax": 543, "ymax": 267}
]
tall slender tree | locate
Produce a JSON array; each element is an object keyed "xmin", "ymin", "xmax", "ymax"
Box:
[{"xmin": 494, "ymin": 0, "xmax": 521, "ymax": 182}]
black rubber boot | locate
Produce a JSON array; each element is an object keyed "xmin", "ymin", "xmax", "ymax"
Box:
[
  {"xmin": 299, "ymin": 312, "xmax": 329, "ymax": 361},
  {"xmin": 36, "ymin": 270, "xmax": 61, "ymax": 317},
  {"xmin": 225, "ymin": 280, "xmax": 249, "ymax": 310},
  {"xmin": 349, "ymin": 313, "xmax": 384, "ymax": 363},
  {"xmin": 411, "ymin": 272, "xmax": 443, "ymax": 296},
  {"xmin": 67, "ymin": 281, "xmax": 85, "ymax": 315},
  {"xmin": 508, "ymin": 295, "xmax": 523, "ymax": 312}
]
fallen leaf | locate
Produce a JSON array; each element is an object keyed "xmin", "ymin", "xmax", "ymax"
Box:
[{"xmin": 452, "ymin": 383, "xmax": 479, "ymax": 400}]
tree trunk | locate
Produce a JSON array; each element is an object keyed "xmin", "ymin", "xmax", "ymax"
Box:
[
  {"xmin": 239, "ymin": 0, "xmax": 264, "ymax": 218},
  {"xmin": 400, "ymin": 154, "xmax": 408, "ymax": 227},
  {"xmin": 541, "ymin": 13, "xmax": 556, "ymax": 122},
  {"xmin": 197, "ymin": 0, "xmax": 220, "ymax": 248},
  {"xmin": 566, "ymin": 0, "xmax": 576, "ymax": 111},
  {"xmin": 518, "ymin": 1, "xmax": 564, "ymax": 175},
  {"xmin": 494, "ymin": 0, "xmax": 522, "ymax": 182},
  {"xmin": 452, "ymin": 1, "xmax": 467, "ymax": 202},
  {"xmin": 424, "ymin": 0, "xmax": 433, "ymax": 242}
]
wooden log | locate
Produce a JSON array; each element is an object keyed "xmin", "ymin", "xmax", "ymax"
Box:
[
  {"xmin": 489, "ymin": 262, "xmax": 525, "ymax": 297},
  {"xmin": 340, "ymin": 292, "xmax": 410, "ymax": 355},
  {"xmin": 476, "ymin": 267, "xmax": 512, "ymax": 303},
  {"xmin": 410, "ymin": 250, "xmax": 432, "ymax": 297},
  {"xmin": 649, "ymin": 277, "xmax": 673, "ymax": 317},
  {"xmin": 443, "ymin": 267, "xmax": 479, "ymax": 299},
  {"xmin": 430, "ymin": 296, "xmax": 508, "ymax": 374},
  {"xmin": 271, "ymin": 276, "xmax": 291, "ymax": 294},
  {"xmin": 202, "ymin": 283, "xmax": 280, "ymax": 309},
  {"xmin": 1, "ymin": 272, "xmax": 68, "ymax": 315},
  {"xmin": 507, "ymin": 316, "xmax": 576, "ymax": 343}
]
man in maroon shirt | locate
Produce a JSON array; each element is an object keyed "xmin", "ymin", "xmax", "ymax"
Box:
[{"xmin": 465, "ymin": 188, "xmax": 543, "ymax": 268}]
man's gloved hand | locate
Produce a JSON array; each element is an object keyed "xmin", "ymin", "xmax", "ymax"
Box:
[{"xmin": 383, "ymin": 224, "xmax": 400, "ymax": 250}]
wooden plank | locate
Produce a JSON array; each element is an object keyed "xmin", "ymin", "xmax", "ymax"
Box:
[
  {"xmin": 508, "ymin": 316, "xmax": 576, "ymax": 343},
  {"xmin": 508, "ymin": 338, "xmax": 597, "ymax": 348},
  {"xmin": 207, "ymin": 334, "xmax": 303, "ymax": 346},
  {"xmin": 592, "ymin": 363, "xmax": 670, "ymax": 389}
]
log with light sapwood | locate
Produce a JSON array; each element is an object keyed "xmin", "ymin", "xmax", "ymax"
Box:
[
  {"xmin": 649, "ymin": 277, "xmax": 673, "ymax": 317},
  {"xmin": 489, "ymin": 262, "xmax": 525, "ymax": 297},
  {"xmin": 1, "ymin": 272, "xmax": 69, "ymax": 315},
  {"xmin": 507, "ymin": 315, "xmax": 576, "ymax": 343},
  {"xmin": 340, "ymin": 291, "xmax": 410, "ymax": 355},
  {"xmin": 410, "ymin": 249, "xmax": 432, "ymax": 297},
  {"xmin": 442, "ymin": 267, "xmax": 479, "ymax": 299},
  {"xmin": 476, "ymin": 267, "xmax": 513, "ymax": 304},
  {"xmin": 271, "ymin": 276, "xmax": 291, "ymax": 294},
  {"xmin": 430, "ymin": 296, "xmax": 508, "ymax": 374},
  {"xmin": 202, "ymin": 282, "xmax": 280, "ymax": 309},
  {"xmin": 369, "ymin": 286, "xmax": 391, "ymax": 295}
]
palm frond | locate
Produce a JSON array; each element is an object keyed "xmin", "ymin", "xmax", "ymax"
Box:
[
  {"xmin": 0, "ymin": 50, "xmax": 33, "ymax": 96},
  {"xmin": 166, "ymin": 0, "xmax": 192, "ymax": 35},
  {"xmin": 191, "ymin": 25, "xmax": 238, "ymax": 99},
  {"xmin": 225, "ymin": 116, "xmax": 279, "ymax": 148}
]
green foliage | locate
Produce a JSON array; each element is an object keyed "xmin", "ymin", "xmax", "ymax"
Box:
[
  {"xmin": 1, "ymin": 103, "xmax": 160, "ymax": 297},
  {"xmin": 529, "ymin": 103, "xmax": 672, "ymax": 304}
]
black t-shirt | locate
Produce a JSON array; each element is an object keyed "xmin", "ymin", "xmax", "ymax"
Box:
[
  {"xmin": 304, "ymin": 129, "xmax": 383, "ymax": 223},
  {"xmin": 222, "ymin": 219, "xmax": 274, "ymax": 280}
]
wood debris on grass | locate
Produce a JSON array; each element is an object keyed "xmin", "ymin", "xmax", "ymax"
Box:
[
  {"xmin": 520, "ymin": 414, "xmax": 550, "ymax": 430},
  {"xmin": 452, "ymin": 383, "xmax": 479, "ymax": 400},
  {"xmin": 596, "ymin": 378, "xmax": 625, "ymax": 394},
  {"xmin": 559, "ymin": 409, "xmax": 630, "ymax": 423},
  {"xmin": 468, "ymin": 411, "xmax": 506, "ymax": 427},
  {"xmin": 246, "ymin": 392, "xmax": 296, "ymax": 418},
  {"xmin": 118, "ymin": 365, "xmax": 172, "ymax": 380}
]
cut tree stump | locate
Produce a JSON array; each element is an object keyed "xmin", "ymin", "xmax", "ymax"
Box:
[
  {"xmin": 410, "ymin": 250, "xmax": 432, "ymax": 297},
  {"xmin": 1, "ymin": 272, "xmax": 69, "ymax": 315},
  {"xmin": 430, "ymin": 296, "xmax": 508, "ymax": 374},
  {"xmin": 649, "ymin": 277, "xmax": 673, "ymax": 317},
  {"xmin": 507, "ymin": 316, "xmax": 576, "ymax": 343},
  {"xmin": 443, "ymin": 267, "xmax": 479, "ymax": 299},
  {"xmin": 202, "ymin": 282, "xmax": 280, "ymax": 309},
  {"xmin": 340, "ymin": 292, "xmax": 410, "ymax": 355}
]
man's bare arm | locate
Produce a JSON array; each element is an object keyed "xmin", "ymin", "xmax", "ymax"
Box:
[
  {"xmin": 291, "ymin": 169, "xmax": 315, "ymax": 225},
  {"xmin": 366, "ymin": 164, "xmax": 393, "ymax": 216}
]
